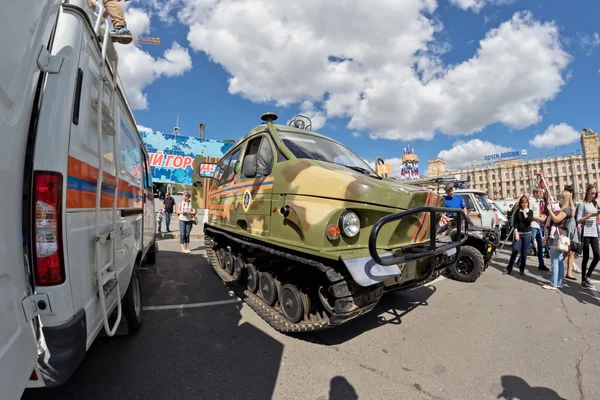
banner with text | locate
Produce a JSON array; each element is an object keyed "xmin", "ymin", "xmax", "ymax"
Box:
[{"xmin": 139, "ymin": 129, "xmax": 234, "ymax": 185}]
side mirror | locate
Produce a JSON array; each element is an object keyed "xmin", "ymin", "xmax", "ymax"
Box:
[
  {"xmin": 197, "ymin": 162, "xmax": 219, "ymax": 178},
  {"xmin": 243, "ymin": 155, "xmax": 257, "ymax": 178}
]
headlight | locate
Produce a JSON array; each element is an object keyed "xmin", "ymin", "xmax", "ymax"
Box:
[{"xmin": 339, "ymin": 210, "xmax": 360, "ymax": 237}]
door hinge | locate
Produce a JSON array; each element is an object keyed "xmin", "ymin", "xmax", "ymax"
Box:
[
  {"xmin": 22, "ymin": 293, "xmax": 53, "ymax": 321},
  {"xmin": 37, "ymin": 45, "xmax": 64, "ymax": 74}
]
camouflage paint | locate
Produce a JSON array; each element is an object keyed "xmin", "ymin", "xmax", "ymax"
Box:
[
  {"xmin": 192, "ymin": 156, "xmax": 220, "ymax": 209},
  {"xmin": 202, "ymin": 119, "xmax": 451, "ymax": 268},
  {"xmin": 139, "ymin": 129, "xmax": 233, "ymax": 184}
]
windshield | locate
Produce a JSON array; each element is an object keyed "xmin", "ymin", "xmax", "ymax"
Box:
[
  {"xmin": 278, "ymin": 130, "xmax": 379, "ymax": 177},
  {"xmin": 476, "ymin": 194, "xmax": 492, "ymax": 210}
]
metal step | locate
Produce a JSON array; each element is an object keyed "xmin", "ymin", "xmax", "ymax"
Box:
[
  {"xmin": 101, "ymin": 269, "xmax": 117, "ymax": 286},
  {"xmin": 102, "ymin": 176, "xmax": 118, "ymax": 188},
  {"xmin": 102, "ymin": 276, "xmax": 118, "ymax": 298},
  {"xmin": 100, "ymin": 260, "xmax": 114, "ymax": 275},
  {"xmin": 96, "ymin": 230, "xmax": 115, "ymax": 245}
]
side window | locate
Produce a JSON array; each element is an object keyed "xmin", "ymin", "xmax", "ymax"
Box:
[
  {"xmin": 242, "ymin": 136, "xmax": 274, "ymax": 178},
  {"xmin": 463, "ymin": 196, "xmax": 476, "ymax": 212},
  {"xmin": 213, "ymin": 154, "xmax": 232, "ymax": 188},
  {"xmin": 142, "ymin": 151, "xmax": 152, "ymax": 188},
  {"xmin": 225, "ymin": 149, "xmax": 241, "ymax": 183}
]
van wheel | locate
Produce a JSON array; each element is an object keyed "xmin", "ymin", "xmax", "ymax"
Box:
[
  {"xmin": 146, "ymin": 242, "xmax": 157, "ymax": 265},
  {"xmin": 448, "ymin": 246, "xmax": 484, "ymax": 283},
  {"xmin": 122, "ymin": 265, "xmax": 143, "ymax": 334}
]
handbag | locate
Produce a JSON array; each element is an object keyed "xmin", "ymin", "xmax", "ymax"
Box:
[{"xmin": 557, "ymin": 232, "xmax": 570, "ymax": 252}]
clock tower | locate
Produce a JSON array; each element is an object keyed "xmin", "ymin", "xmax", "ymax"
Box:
[
  {"xmin": 427, "ymin": 158, "xmax": 446, "ymax": 177},
  {"xmin": 581, "ymin": 128, "xmax": 599, "ymax": 158}
]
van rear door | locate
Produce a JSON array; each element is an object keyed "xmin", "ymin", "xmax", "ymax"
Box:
[{"xmin": 0, "ymin": 0, "xmax": 61, "ymax": 397}]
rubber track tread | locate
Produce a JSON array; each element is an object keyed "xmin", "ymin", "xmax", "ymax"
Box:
[
  {"xmin": 204, "ymin": 226, "xmax": 378, "ymax": 333},
  {"xmin": 205, "ymin": 228, "xmax": 335, "ymax": 332}
]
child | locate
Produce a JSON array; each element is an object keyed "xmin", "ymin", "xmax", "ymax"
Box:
[{"xmin": 547, "ymin": 203, "xmax": 561, "ymax": 238}]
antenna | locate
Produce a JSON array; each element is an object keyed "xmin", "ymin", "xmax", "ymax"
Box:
[{"xmin": 173, "ymin": 114, "xmax": 180, "ymax": 137}]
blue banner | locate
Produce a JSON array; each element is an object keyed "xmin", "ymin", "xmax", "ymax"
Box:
[{"xmin": 139, "ymin": 129, "xmax": 233, "ymax": 185}]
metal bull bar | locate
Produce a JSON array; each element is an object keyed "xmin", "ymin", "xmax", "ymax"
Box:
[{"xmin": 368, "ymin": 206, "xmax": 469, "ymax": 267}]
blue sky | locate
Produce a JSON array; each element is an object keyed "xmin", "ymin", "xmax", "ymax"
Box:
[{"xmin": 116, "ymin": 0, "xmax": 600, "ymax": 176}]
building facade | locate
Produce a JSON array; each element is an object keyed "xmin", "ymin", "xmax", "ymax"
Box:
[{"xmin": 426, "ymin": 129, "xmax": 600, "ymax": 201}]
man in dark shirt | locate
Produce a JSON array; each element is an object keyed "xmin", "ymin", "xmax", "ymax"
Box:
[{"xmin": 160, "ymin": 192, "xmax": 176, "ymax": 232}]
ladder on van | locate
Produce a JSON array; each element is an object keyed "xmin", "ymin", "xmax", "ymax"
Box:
[{"xmin": 90, "ymin": 1, "xmax": 122, "ymax": 337}]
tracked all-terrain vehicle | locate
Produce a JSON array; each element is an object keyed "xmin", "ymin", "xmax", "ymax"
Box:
[{"xmin": 194, "ymin": 113, "xmax": 468, "ymax": 333}]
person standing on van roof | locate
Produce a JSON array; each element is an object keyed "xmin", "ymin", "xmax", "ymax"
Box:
[
  {"xmin": 160, "ymin": 192, "xmax": 176, "ymax": 232},
  {"xmin": 89, "ymin": 0, "xmax": 133, "ymax": 44},
  {"xmin": 443, "ymin": 184, "xmax": 467, "ymax": 217}
]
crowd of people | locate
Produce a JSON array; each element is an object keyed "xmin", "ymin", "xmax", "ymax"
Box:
[{"xmin": 504, "ymin": 184, "xmax": 599, "ymax": 290}]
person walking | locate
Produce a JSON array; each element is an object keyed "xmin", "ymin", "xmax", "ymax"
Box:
[
  {"xmin": 543, "ymin": 190, "xmax": 576, "ymax": 290},
  {"xmin": 159, "ymin": 192, "xmax": 176, "ymax": 232},
  {"xmin": 177, "ymin": 192, "xmax": 196, "ymax": 253},
  {"xmin": 576, "ymin": 184, "xmax": 600, "ymax": 289},
  {"xmin": 506, "ymin": 195, "xmax": 534, "ymax": 276},
  {"xmin": 530, "ymin": 188, "xmax": 549, "ymax": 271}
]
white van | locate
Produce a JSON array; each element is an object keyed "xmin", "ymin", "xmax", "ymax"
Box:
[{"xmin": 0, "ymin": 0, "xmax": 157, "ymax": 397}]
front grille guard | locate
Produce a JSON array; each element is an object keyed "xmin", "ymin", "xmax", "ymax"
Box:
[{"xmin": 368, "ymin": 206, "xmax": 469, "ymax": 267}]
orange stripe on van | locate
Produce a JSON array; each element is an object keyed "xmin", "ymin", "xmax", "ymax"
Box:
[{"xmin": 66, "ymin": 156, "xmax": 144, "ymax": 209}]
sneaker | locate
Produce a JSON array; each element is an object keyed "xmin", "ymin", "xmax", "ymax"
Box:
[
  {"xmin": 582, "ymin": 281, "xmax": 596, "ymax": 289},
  {"xmin": 538, "ymin": 266, "xmax": 549, "ymax": 271},
  {"xmin": 542, "ymin": 284, "xmax": 556, "ymax": 290},
  {"xmin": 110, "ymin": 26, "xmax": 133, "ymax": 44}
]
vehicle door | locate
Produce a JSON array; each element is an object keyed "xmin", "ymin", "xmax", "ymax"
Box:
[
  {"xmin": 463, "ymin": 194, "xmax": 483, "ymax": 227},
  {"xmin": 142, "ymin": 150, "xmax": 155, "ymax": 249},
  {"xmin": 207, "ymin": 148, "xmax": 242, "ymax": 227},
  {"xmin": 238, "ymin": 134, "xmax": 275, "ymax": 236},
  {"xmin": 474, "ymin": 193, "xmax": 496, "ymax": 228},
  {"xmin": 0, "ymin": 0, "xmax": 62, "ymax": 396}
]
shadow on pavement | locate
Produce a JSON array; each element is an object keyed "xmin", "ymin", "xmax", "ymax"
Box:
[
  {"xmin": 497, "ymin": 375, "xmax": 567, "ymax": 400},
  {"xmin": 490, "ymin": 254, "xmax": 600, "ymax": 308},
  {"xmin": 22, "ymin": 249, "xmax": 284, "ymax": 400},
  {"xmin": 297, "ymin": 284, "xmax": 437, "ymax": 345},
  {"xmin": 328, "ymin": 376, "xmax": 358, "ymax": 400}
]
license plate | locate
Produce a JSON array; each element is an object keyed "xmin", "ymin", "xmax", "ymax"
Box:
[{"xmin": 446, "ymin": 248, "xmax": 457, "ymax": 256}]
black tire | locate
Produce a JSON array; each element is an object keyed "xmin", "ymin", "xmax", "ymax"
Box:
[
  {"xmin": 122, "ymin": 265, "xmax": 143, "ymax": 334},
  {"xmin": 448, "ymin": 246, "xmax": 484, "ymax": 282},
  {"xmin": 146, "ymin": 242, "xmax": 157, "ymax": 265}
]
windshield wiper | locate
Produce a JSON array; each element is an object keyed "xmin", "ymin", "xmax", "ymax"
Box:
[{"xmin": 339, "ymin": 164, "xmax": 380, "ymax": 178}]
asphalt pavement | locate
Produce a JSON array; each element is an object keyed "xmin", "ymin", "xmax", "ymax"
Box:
[{"xmin": 21, "ymin": 238, "xmax": 600, "ymax": 400}]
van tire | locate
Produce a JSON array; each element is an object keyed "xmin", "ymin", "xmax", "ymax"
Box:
[
  {"xmin": 146, "ymin": 242, "xmax": 157, "ymax": 265},
  {"xmin": 122, "ymin": 265, "xmax": 143, "ymax": 334}
]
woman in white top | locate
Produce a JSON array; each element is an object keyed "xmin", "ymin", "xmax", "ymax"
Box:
[
  {"xmin": 177, "ymin": 192, "xmax": 196, "ymax": 253},
  {"xmin": 576, "ymin": 184, "xmax": 600, "ymax": 289}
]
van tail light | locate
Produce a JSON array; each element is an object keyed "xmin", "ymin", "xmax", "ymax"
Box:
[{"xmin": 33, "ymin": 171, "xmax": 65, "ymax": 286}]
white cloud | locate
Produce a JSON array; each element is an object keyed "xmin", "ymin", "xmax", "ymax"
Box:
[
  {"xmin": 529, "ymin": 123, "xmax": 580, "ymax": 148},
  {"xmin": 114, "ymin": 8, "xmax": 193, "ymax": 110},
  {"xmin": 437, "ymin": 139, "xmax": 513, "ymax": 170},
  {"xmin": 137, "ymin": 0, "xmax": 183, "ymax": 24},
  {"xmin": 449, "ymin": 0, "xmax": 514, "ymax": 13},
  {"xmin": 177, "ymin": 2, "xmax": 571, "ymax": 141},
  {"xmin": 124, "ymin": 7, "xmax": 151, "ymax": 35},
  {"xmin": 136, "ymin": 124, "xmax": 154, "ymax": 132},
  {"xmin": 580, "ymin": 32, "xmax": 600, "ymax": 55}
]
